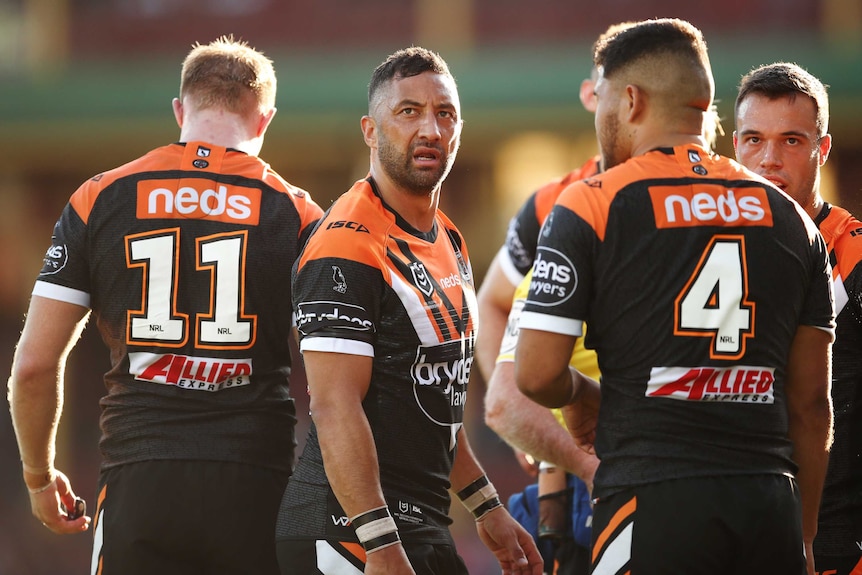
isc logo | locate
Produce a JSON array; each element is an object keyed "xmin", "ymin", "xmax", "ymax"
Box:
[{"xmin": 137, "ymin": 179, "xmax": 261, "ymax": 224}]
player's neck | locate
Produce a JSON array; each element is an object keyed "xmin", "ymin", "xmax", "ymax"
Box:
[
  {"xmin": 370, "ymin": 168, "xmax": 440, "ymax": 233},
  {"xmin": 179, "ymin": 112, "xmax": 261, "ymax": 156}
]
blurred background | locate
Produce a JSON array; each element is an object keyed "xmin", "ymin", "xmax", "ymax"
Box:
[{"xmin": 1, "ymin": 0, "xmax": 860, "ymax": 572}]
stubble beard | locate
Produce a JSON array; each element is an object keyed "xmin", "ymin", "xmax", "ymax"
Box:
[
  {"xmin": 599, "ymin": 113, "xmax": 628, "ymax": 170},
  {"xmin": 378, "ymin": 137, "xmax": 455, "ymax": 197}
]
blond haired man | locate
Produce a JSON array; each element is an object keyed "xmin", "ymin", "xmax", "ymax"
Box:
[{"xmin": 8, "ymin": 35, "xmax": 322, "ymax": 574}]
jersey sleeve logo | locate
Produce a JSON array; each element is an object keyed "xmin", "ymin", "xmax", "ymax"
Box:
[
  {"xmin": 332, "ymin": 266, "xmax": 348, "ymax": 294},
  {"xmin": 528, "ymin": 247, "xmax": 577, "ymax": 307},
  {"xmin": 295, "ymin": 300, "xmax": 374, "ymax": 335},
  {"xmin": 40, "ymin": 240, "xmax": 68, "ymax": 275}
]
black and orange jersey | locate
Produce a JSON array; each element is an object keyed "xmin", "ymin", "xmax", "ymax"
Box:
[
  {"xmin": 500, "ymin": 155, "xmax": 601, "ymax": 283},
  {"xmin": 33, "ymin": 141, "xmax": 323, "ymax": 472},
  {"xmin": 519, "ymin": 145, "xmax": 835, "ymax": 498},
  {"xmin": 281, "ymin": 177, "xmax": 476, "ymax": 543},
  {"xmin": 814, "ymin": 203, "xmax": 862, "ymax": 556}
]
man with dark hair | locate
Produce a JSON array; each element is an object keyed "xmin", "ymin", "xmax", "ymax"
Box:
[
  {"xmin": 8, "ymin": 35, "xmax": 323, "ymax": 574},
  {"xmin": 275, "ymin": 46, "xmax": 542, "ymax": 575},
  {"xmin": 515, "ymin": 19, "xmax": 834, "ymax": 575},
  {"xmin": 735, "ymin": 61, "xmax": 862, "ymax": 575}
]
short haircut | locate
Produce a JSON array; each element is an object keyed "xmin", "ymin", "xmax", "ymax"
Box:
[
  {"xmin": 367, "ymin": 47, "xmax": 453, "ymax": 107},
  {"xmin": 593, "ymin": 18, "xmax": 710, "ymax": 81},
  {"xmin": 179, "ymin": 34, "xmax": 276, "ymax": 116},
  {"xmin": 736, "ymin": 62, "xmax": 830, "ymax": 137}
]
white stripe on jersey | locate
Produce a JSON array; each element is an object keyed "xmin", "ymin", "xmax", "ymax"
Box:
[
  {"xmin": 497, "ymin": 244, "xmax": 527, "ymax": 286},
  {"xmin": 300, "ymin": 336, "xmax": 374, "ymax": 357},
  {"xmin": 518, "ymin": 310, "xmax": 584, "ymax": 337},
  {"xmin": 834, "ymin": 274, "xmax": 848, "ymax": 316},
  {"xmin": 389, "ymin": 267, "xmax": 441, "ymax": 346},
  {"xmin": 33, "ymin": 280, "xmax": 90, "ymax": 308}
]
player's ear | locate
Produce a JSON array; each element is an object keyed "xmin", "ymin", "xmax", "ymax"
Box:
[
  {"xmin": 257, "ymin": 107, "xmax": 277, "ymax": 138},
  {"xmin": 361, "ymin": 115, "xmax": 377, "ymax": 149},
  {"xmin": 172, "ymin": 98, "xmax": 184, "ymax": 128},
  {"xmin": 625, "ymin": 84, "xmax": 646, "ymax": 123},
  {"xmin": 818, "ymin": 133, "xmax": 832, "ymax": 166}
]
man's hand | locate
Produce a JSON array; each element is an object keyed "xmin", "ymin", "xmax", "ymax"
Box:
[
  {"xmin": 476, "ymin": 506, "xmax": 543, "ymax": 575},
  {"xmin": 561, "ymin": 368, "xmax": 601, "ymax": 454},
  {"xmin": 27, "ymin": 469, "xmax": 91, "ymax": 534}
]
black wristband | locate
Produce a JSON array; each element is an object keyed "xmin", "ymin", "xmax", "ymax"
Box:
[
  {"xmin": 473, "ymin": 495, "xmax": 503, "ymax": 520},
  {"xmin": 363, "ymin": 529, "xmax": 401, "ymax": 553},
  {"xmin": 456, "ymin": 475, "xmax": 491, "ymax": 501},
  {"xmin": 350, "ymin": 506, "xmax": 391, "ymax": 529}
]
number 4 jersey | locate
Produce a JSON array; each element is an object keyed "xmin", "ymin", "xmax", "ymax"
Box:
[
  {"xmin": 34, "ymin": 141, "xmax": 323, "ymax": 472},
  {"xmin": 520, "ymin": 145, "xmax": 835, "ymax": 498}
]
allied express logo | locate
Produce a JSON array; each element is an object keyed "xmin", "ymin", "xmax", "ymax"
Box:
[{"xmin": 137, "ymin": 179, "xmax": 261, "ymax": 224}]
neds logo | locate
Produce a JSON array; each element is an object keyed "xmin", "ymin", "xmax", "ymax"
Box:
[
  {"xmin": 137, "ymin": 179, "xmax": 261, "ymax": 224},
  {"xmin": 650, "ymin": 186, "xmax": 773, "ymax": 229}
]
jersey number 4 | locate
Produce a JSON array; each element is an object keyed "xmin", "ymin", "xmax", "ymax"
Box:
[
  {"xmin": 674, "ymin": 235, "xmax": 754, "ymax": 360},
  {"xmin": 125, "ymin": 228, "xmax": 256, "ymax": 350}
]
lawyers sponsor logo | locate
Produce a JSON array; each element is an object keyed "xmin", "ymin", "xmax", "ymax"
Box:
[
  {"xmin": 528, "ymin": 247, "xmax": 577, "ymax": 306},
  {"xmin": 128, "ymin": 352, "xmax": 252, "ymax": 392},
  {"xmin": 295, "ymin": 301, "xmax": 373, "ymax": 336},
  {"xmin": 137, "ymin": 179, "xmax": 261, "ymax": 224},
  {"xmin": 40, "ymin": 241, "xmax": 68, "ymax": 275},
  {"xmin": 647, "ymin": 365, "xmax": 775, "ymax": 403}
]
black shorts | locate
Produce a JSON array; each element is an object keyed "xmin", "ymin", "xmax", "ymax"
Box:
[
  {"xmin": 590, "ymin": 474, "xmax": 806, "ymax": 575},
  {"xmin": 276, "ymin": 538, "xmax": 469, "ymax": 575},
  {"xmin": 814, "ymin": 554, "xmax": 862, "ymax": 575},
  {"xmin": 91, "ymin": 460, "xmax": 289, "ymax": 575}
]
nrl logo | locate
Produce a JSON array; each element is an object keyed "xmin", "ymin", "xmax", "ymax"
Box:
[{"xmin": 410, "ymin": 262, "xmax": 434, "ymax": 297}]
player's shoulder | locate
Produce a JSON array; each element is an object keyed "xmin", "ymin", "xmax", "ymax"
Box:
[
  {"xmin": 68, "ymin": 143, "xmax": 179, "ymax": 223},
  {"xmin": 530, "ymin": 155, "xmax": 603, "ymax": 211},
  {"xmin": 820, "ymin": 203, "xmax": 862, "ymax": 243},
  {"xmin": 302, "ymin": 178, "xmax": 390, "ymax": 264}
]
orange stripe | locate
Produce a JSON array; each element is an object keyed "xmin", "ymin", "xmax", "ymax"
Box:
[
  {"xmin": 94, "ymin": 483, "xmax": 107, "ymax": 575},
  {"xmin": 849, "ymin": 556, "xmax": 862, "ymax": 575},
  {"xmin": 592, "ymin": 495, "xmax": 637, "ymax": 563},
  {"xmin": 339, "ymin": 541, "xmax": 367, "ymax": 564},
  {"xmin": 93, "ymin": 484, "xmax": 107, "ymax": 530}
]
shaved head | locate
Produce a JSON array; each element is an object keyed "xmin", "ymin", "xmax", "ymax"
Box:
[{"xmin": 594, "ymin": 18, "xmax": 714, "ymax": 120}]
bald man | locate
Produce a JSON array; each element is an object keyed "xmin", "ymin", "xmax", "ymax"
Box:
[{"xmin": 514, "ymin": 19, "xmax": 834, "ymax": 575}]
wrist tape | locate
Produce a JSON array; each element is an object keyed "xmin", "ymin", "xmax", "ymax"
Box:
[
  {"xmin": 350, "ymin": 506, "xmax": 400, "ymax": 553},
  {"xmin": 456, "ymin": 475, "xmax": 503, "ymax": 521}
]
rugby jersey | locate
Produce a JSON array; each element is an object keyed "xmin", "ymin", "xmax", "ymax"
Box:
[
  {"xmin": 519, "ymin": 145, "xmax": 835, "ymax": 497},
  {"xmin": 813, "ymin": 203, "xmax": 862, "ymax": 556},
  {"xmin": 498, "ymin": 156, "xmax": 601, "ymax": 285},
  {"xmin": 278, "ymin": 176, "xmax": 476, "ymax": 544},
  {"xmin": 34, "ymin": 141, "xmax": 323, "ymax": 471}
]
